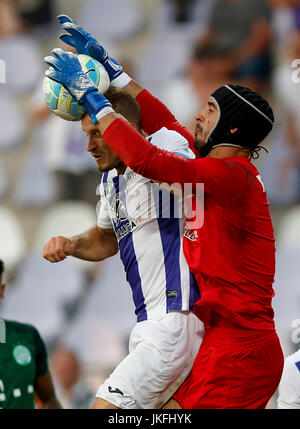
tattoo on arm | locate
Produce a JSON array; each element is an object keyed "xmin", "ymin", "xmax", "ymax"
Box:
[{"xmin": 98, "ymin": 227, "xmax": 116, "ymax": 238}]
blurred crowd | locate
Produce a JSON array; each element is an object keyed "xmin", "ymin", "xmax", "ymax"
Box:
[{"xmin": 0, "ymin": 0, "xmax": 300, "ymax": 408}]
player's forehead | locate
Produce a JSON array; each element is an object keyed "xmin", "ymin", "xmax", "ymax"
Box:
[{"xmin": 81, "ymin": 114, "xmax": 98, "ymax": 133}]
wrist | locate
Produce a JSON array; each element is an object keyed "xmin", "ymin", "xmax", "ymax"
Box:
[
  {"xmin": 82, "ymin": 90, "xmax": 114, "ymax": 124},
  {"xmin": 94, "ymin": 107, "xmax": 115, "ymax": 123},
  {"xmin": 93, "ymin": 48, "xmax": 132, "ymax": 88},
  {"xmin": 111, "ymin": 72, "xmax": 132, "ymax": 88},
  {"xmin": 64, "ymin": 238, "xmax": 76, "ymax": 256}
]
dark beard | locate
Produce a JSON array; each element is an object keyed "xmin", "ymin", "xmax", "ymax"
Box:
[
  {"xmin": 194, "ymin": 138, "xmax": 214, "ymax": 158},
  {"xmin": 194, "ymin": 138, "xmax": 206, "ymax": 155}
]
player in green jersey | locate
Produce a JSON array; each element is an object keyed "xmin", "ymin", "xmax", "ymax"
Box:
[{"xmin": 0, "ymin": 259, "xmax": 62, "ymax": 409}]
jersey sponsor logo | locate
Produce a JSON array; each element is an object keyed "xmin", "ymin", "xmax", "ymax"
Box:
[
  {"xmin": 115, "ymin": 222, "xmax": 132, "ymax": 240},
  {"xmin": 111, "ymin": 195, "xmax": 131, "ymax": 239},
  {"xmin": 108, "ymin": 386, "xmax": 124, "ymax": 396},
  {"xmin": 167, "ymin": 290, "xmax": 178, "ymax": 298},
  {"xmin": 12, "ymin": 345, "xmax": 32, "ymax": 366},
  {"xmin": 111, "ymin": 194, "xmax": 128, "ymax": 223},
  {"xmin": 110, "ymin": 192, "xmax": 139, "ymax": 240},
  {"xmin": 127, "ymin": 172, "xmax": 136, "ymax": 181},
  {"xmin": 184, "ymin": 227, "xmax": 198, "ymax": 242}
]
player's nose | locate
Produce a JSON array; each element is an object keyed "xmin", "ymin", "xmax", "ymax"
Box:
[
  {"xmin": 86, "ymin": 136, "xmax": 96, "ymax": 152},
  {"xmin": 195, "ymin": 110, "xmax": 205, "ymax": 123}
]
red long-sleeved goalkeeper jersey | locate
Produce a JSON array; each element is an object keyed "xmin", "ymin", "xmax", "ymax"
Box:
[{"xmin": 103, "ymin": 89, "xmax": 276, "ymax": 331}]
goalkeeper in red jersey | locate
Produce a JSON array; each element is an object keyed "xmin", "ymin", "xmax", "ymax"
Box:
[{"xmin": 43, "ymin": 15, "xmax": 284, "ymax": 409}]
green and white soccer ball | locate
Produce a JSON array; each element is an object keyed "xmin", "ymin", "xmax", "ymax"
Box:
[{"xmin": 43, "ymin": 54, "xmax": 110, "ymax": 121}]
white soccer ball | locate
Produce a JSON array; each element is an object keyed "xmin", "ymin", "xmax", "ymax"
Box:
[{"xmin": 43, "ymin": 54, "xmax": 110, "ymax": 121}]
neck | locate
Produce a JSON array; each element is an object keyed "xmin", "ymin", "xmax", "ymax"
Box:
[
  {"xmin": 116, "ymin": 163, "xmax": 127, "ymax": 175},
  {"xmin": 207, "ymin": 145, "xmax": 250, "ymax": 159}
]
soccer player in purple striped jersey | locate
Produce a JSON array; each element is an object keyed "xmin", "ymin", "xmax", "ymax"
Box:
[{"xmin": 43, "ymin": 89, "xmax": 204, "ymax": 409}]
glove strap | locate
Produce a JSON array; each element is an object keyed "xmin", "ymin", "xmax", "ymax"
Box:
[
  {"xmin": 94, "ymin": 107, "xmax": 115, "ymax": 124},
  {"xmin": 82, "ymin": 90, "xmax": 114, "ymax": 124}
]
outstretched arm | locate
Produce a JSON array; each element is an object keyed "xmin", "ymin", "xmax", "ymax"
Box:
[
  {"xmin": 99, "ymin": 114, "xmax": 199, "ymax": 187},
  {"xmin": 43, "ymin": 48, "xmax": 247, "ymax": 211},
  {"xmin": 57, "ymin": 15, "xmax": 197, "ymax": 155},
  {"xmin": 124, "ymin": 82, "xmax": 197, "ymax": 156},
  {"xmin": 43, "ymin": 226, "xmax": 118, "ymax": 263},
  {"xmin": 43, "ymin": 48, "xmax": 199, "ymax": 188},
  {"xmin": 44, "ymin": 50, "xmax": 238, "ymax": 198}
]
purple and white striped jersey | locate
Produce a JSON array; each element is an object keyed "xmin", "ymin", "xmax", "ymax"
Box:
[{"xmin": 97, "ymin": 127, "xmax": 200, "ymax": 322}]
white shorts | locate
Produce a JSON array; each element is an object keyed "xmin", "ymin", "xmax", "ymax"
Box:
[
  {"xmin": 96, "ymin": 310, "xmax": 204, "ymax": 409},
  {"xmin": 277, "ymin": 350, "xmax": 300, "ymax": 409}
]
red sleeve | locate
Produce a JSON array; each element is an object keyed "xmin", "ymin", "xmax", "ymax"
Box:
[
  {"xmin": 136, "ymin": 89, "xmax": 199, "ymax": 158},
  {"xmin": 103, "ymin": 118, "xmax": 248, "ymax": 204}
]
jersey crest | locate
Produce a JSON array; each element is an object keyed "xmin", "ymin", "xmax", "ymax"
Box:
[{"xmin": 12, "ymin": 345, "xmax": 32, "ymax": 367}]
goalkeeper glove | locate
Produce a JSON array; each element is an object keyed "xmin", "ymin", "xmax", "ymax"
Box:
[
  {"xmin": 44, "ymin": 48, "xmax": 114, "ymax": 124},
  {"xmin": 57, "ymin": 15, "xmax": 132, "ymax": 88}
]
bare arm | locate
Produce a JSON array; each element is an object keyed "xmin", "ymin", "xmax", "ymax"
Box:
[
  {"xmin": 43, "ymin": 225, "xmax": 118, "ymax": 263},
  {"xmin": 35, "ymin": 372, "xmax": 62, "ymax": 409},
  {"xmin": 123, "ymin": 80, "xmax": 144, "ymax": 99}
]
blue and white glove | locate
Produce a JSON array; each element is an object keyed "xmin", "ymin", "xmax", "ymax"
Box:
[
  {"xmin": 57, "ymin": 14, "xmax": 132, "ymax": 88},
  {"xmin": 44, "ymin": 48, "xmax": 114, "ymax": 124}
]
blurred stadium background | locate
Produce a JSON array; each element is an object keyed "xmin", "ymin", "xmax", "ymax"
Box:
[{"xmin": 0, "ymin": 0, "xmax": 300, "ymax": 408}]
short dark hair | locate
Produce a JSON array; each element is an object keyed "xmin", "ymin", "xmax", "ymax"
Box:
[
  {"xmin": 0, "ymin": 260, "xmax": 3, "ymax": 280},
  {"xmin": 104, "ymin": 88, "xmax": 142, "ymax": 132}
]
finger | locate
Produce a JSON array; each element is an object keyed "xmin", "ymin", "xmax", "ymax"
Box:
[
  {"xmin": 43, "ymin": 248, "xmax": 61, "ymax": 263},
  {"xmin": 61, "ymin": 22, "xmax": 84, "ymax": 32},
  {"xmin": 44, "ymin": 255, "xmax": 56, "ymax": 263},
  {"xmin": 51, "ymin": 48, "xmax": 78, "ymax": 64},
  {"xmin": 61, "ymin": 22, "xmax": 90, "ymax": 46},
  {"xmin": 49, "ymin": 240, "xmax": 66, "ymax": 262},
  {"xmin": 54, "ymin": 247, "xmax": 67, "ymax": 260},
  {"xmin": 57, "ymin": 14, "xmax": 76, "ymax": 25},
  {"xmin": 59, "ymin": 34, "xmax": 77, "ymax": 48},
  {"xmin": 55, "ymin": 252, "xmax": 67, "ymax": 261},
  {"xmin": 50, "ymin": 47, "xmax": 70, "ymax": 61},
  {"xmin": 44, "ymin": 56, "xmax": 62, "ymax": 71},
  {"xmin": 49, "ymin": 255, "xmax": 61, "ymax": 263},
  {"xmin": 42, "ymin": 245, "xmax": 51, "ymax": 260},
  {"xmin": 51, "ymin": 254, "xmax": 65, "ymax": 263},
  {"xmin": 44, "ymin": 67, "xmax": 63, "ymax": 83}
]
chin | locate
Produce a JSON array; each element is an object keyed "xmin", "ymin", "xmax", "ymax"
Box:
[
  {"xmin": 194, "ymin": 138, "xmax": 206, "ymax": 154},
  {"xmin": 96, "ymin": 161, "xmax": 110, "ymax": 172}
]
